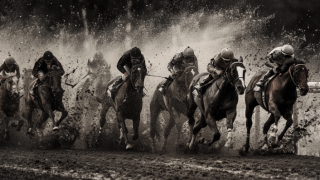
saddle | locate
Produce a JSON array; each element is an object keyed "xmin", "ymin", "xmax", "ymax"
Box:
[
  {"xmin": 253, "ymin": 73, "xmax": 277, "ymax": 111},
  {"xmin": 108, "ymin": 77, "xmax": 126, "ymax": 101}
]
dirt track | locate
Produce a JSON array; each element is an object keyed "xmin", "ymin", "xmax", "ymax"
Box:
[{"xmin": 0, "ymin": 147, "xmax": 320, "ymax": 180}]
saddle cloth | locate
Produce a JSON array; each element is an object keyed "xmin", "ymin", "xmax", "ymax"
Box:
[{"xmin": 253, "ymin": 73, "xmax": 277, "ymax": 111}]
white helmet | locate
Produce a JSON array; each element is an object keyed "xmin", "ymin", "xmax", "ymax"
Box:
[{"xmin": 281, "ymin": 44, "xmax": 294, "ymax": 56}]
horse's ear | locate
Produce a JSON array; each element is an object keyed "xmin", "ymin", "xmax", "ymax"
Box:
[{"xmin": 239, "ymin": 56, "xmax": 243, "ymax": 62}]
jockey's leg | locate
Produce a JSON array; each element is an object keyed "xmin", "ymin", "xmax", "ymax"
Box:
[
  {"xmin": 193, "ymin": 74, "xmax": 214, "ymax": 98},
  {"xmin": 107, "ymin": 77, "xmax": 124, "ymax": 96},
  {"xmin": 158, "ymin": 74, "xmax": 174, "ymax": 95},
  {"xmin": 256, "ymin": 68, "xmax": 276, "ymax": 87}
]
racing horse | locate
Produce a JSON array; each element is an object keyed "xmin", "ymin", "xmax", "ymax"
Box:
[
  {"xmin": 0, "ymin": 76, "xmax": 24, "ymax": 140},
  {"xmin": 187, "ymin": 57, "xmax": 246, "ymax": 151},
  {"xmin": 150, "ymin": 66, "xmax": 199, "ymax": 153},
  {"xmin": 97, "ymin": 63, "xmax": 147, "ymax": 150},
  {"xmin": 25, "ymin": 65, "xmax": 68, "ymax": 138},
  {"xmin": 243, "ymin": 59, "xmax": 309, "ymax": 153}
]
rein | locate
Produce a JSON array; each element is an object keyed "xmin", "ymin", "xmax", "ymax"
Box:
[
  {"xmin": 289, "ymin": 64, "xmax": 306, "ymax": 91},
  {"xmin": 221, "ymin": 62, "xmax": 245, "ymax": 88}
]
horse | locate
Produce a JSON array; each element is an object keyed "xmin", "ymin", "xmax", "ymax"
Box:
[
  {"xmin": 25, "ymin": 65, "xmax": 68, "ymax": 138},
  {"xmin": 97, "ymin": 63, "xmax": 147, "ymax": 150},
  {"xmin": 0, "ymin": 76, "xmax": 25, "ymax": 140},
  {"xmin": 243, "ymin": 59, "xmax": 309, "ymax": 153},
  {"xmin": 150, "ymin": 66, "xmax": 199, "ymax": 153},
  {"xmin": 187, "ymin": 57, "xmax": 246, "ymax": 151}
]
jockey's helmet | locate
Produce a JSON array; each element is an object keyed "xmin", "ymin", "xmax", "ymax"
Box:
[
  {"xmin": 4, "ymin": 57, "xmax": 16, "ymax": 66},
  {"xmin": 182, "ymin": 46, "xmax": 194, "ymax": 58},
  {"xmin": 281, "ymin": 44, "xmax": 294, "ymax": 56},
  {"xmin": 43, "ymin": 51, "xmax": 54, "ymax": 62},
  {"xmin": 221, "ymin": 48, "xmax": 234, "ymax": 61},
  {"xmin": 130, "ymin": 47, "xmax": 142, "ymax": 58}
]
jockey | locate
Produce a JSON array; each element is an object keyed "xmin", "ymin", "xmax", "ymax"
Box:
[
  {"xmin": 107, "ymin": 47, "xmax": 146, "ymax": 95},
  {"xmin": 158, "ymin": 46, "xmax": 198, "ymax": 94},
  {"xmin": 30, "ymin": 51, "xmax": 65, "ymax": 99},
  {"xmin": 0, "ymin": 56, "xmax": 21, "ymax": 85},
  {"xmin": 256, "ymin": 44, "xmax": 295, "ymax": 87},
  {"xmin": 194, "ymin": 47, "xmax": 237, "ymax": 97}
]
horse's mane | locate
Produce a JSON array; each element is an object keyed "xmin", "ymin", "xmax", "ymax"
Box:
[{"xmin": 294, "ymin": 58, "xmax": 306, "ymax": 64}]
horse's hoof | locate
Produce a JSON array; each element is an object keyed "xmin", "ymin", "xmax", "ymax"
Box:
[
  {"xmin": 261, "ymin": 144, "xmax": 269, "ymax": 151},
  {"xmin": 52, "ymin": 127, "xmax": 59, "ymax": 131},
  {"xmin": 126, "ymin": 144, "xmax": 133, "ymax": 150},
  {"xmin": 224, "ymin": 140, "xmax": 233, "ymax": 149},
  {"xmin": 26, "ymin": 129, "xmax": 35, "ymax": 137},
  {"xmin": 132, "ymin": 134, "xmax": 139, "ymax": 140},
  {"xmin": 16, "ymin": 120, "xmax": 25, "ymax": 131}
]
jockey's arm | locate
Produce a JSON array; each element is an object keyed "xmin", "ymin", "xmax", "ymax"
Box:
[
  {"xmin": 32, "ymin": 61, "xmax": 41, "ymax": 78},
  {"xmin": 53, "ymin": 58, "xmax": 65, "ymax": 76},
  {"xmin": 14, "ymin": 64, "xmax": 21, "ymax": 79}
]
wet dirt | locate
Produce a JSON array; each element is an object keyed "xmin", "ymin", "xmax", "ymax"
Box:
[{"xmin": 0, "ymin": 147, "xmax": 320, "ymax": 179}]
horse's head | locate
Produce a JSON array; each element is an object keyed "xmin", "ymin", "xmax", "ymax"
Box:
[
  {"xmin": 289, "ymin": 60, "xmax": 309, "ymax": 96},
  {"xmin": 130, "ymin": 64, "xmax": 147, "ymax": 93},
  {"xmin": 45, "ymin": 65, "xmax": 64, "ymax": 94},
  {"xmin": 181, "ymin": 66, "xmax": 199, "ymax": 87},
  {"xmin": 226, "ymin": 57, "xmax": 246, "ymax": 95},
  {"xmin": 4, "ymin": 76, "xmax": 19, "ymax": 99}
]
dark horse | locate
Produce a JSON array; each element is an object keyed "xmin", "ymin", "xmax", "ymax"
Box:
[
  {"xmin": 0, "ymin": 76, "xmax": 24, "ymax": 140},
  {"xmin": 243, "ymin": 59, "xmax": 309, "ymax": 152},
  {"xmin": 97, "ymin": 64, "xmax": 147, "ymax": 150},
  {"xmin": 150, "ymin": 66, "xmax": 199, "ymax": 153},
  {"xmin": 187, "ymin": 58, "xmax": 246, "ymax": 150},
  {"xmin": 25, "ymin": 66, "xmax": 68, "ymax": 138}
]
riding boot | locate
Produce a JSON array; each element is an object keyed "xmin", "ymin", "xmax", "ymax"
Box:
[
  {"xmin": 158, "ymin": 76, "xmax": 174, "ymax": 95},
  {"xmin": 107, "ymin": 77, "xmax": 124, "ymax": 97},
  {"xmin": 193, "ymin": 74, "xmax": 213, "ymax": 98},
  {"xmin": 256, "ymin": 69, "xmax": 275, "ymax": 87}
]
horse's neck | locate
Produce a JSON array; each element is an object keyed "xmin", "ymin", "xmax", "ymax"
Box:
[
  {"xmin": 278, "ymin": 70, "xmax": 296, "ymax": 91},
  {"xmin": 174, "ymin": 72, "xmax": 188, "ymax": 89}
]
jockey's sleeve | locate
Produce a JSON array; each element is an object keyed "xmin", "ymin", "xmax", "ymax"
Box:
[
  {"xmin": 141, "ymin": 56, "xmax": 147, "ymax": 71},
  {"xmin": 32, "ymin": 60, "xmax": 41, "ymax": 77},
  {"xmin": 193, "ymin": 56, "xmax": 198, "ymax": 69},
  {"xmin": 0, "ymin": 63, "xmax": 4, "ymax": 73},
  {"xmin": 117, "ymin": 54, "xmax": 131, "ymax": 74},
  {"xmin": 53, "ymin": 57, "xmax": 65, "ymax": 76},
  {"xmin": 15, "ymin": 64, "xmax": 21, "ymax": 79}
]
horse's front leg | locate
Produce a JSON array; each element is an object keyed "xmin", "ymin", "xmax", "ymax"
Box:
[
  {"xmin": 278, "ymin": 108, "xmax": 294, "ymax": 148},
  {"xmin": 56, "ymin": 102, "xmax": 68, "ymax": 127},
  {"xmin": 224, "ymin": 108, "xmax": 237, "ymax": 149},
  {"xmin": 42, "ymin": 103, "xmax": 56, "ymax": 131},
  {"xmin": 25, "ymin": 104, "xmax": 35, "ymax": 136},
  {"xmin": 0, "ymin": 108, "xmax": 10, "ymax": 140},
  {"xmin": 117, "ymin": 111, "xmax": 131, "ymax": 150},
  {"xmin": 269, "ymin": 103, "xmax": 281, "ymax": 147},
  {"xmin": 132, "ymin": 114, "xmax": 140, "ymax": 141},
  {"xmin": 36, "ymin": 111, "xmax": 49, "ymax": 141}
]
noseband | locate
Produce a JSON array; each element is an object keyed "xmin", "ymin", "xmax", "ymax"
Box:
[{"xmin": 223, "ymin": 62, "xmax": 245, "ymax": 86}]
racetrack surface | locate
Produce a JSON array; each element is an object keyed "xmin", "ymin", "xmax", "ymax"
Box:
[{"xmin": 0, "ymin": 147, "xmax": 319, "ymax": 180}]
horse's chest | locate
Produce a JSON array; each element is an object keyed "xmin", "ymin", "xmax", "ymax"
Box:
[{"xmin": 3, "ymin": 102, "xmax": 18, "ymax": 117}]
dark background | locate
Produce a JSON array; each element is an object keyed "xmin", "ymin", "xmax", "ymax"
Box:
[{"xmin": 0, "ymin": 0, "xmax": 319, "ymax": 47}]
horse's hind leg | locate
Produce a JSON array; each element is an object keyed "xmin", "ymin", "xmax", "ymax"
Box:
[
  {"xmin": 262, "ymin": 114, "xmax": 275, "ymax": 150},
  {"xmin": 224, "ymin": 108, "xmax": 237, "ymax": 148}
]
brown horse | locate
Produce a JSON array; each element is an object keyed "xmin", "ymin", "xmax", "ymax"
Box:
[
  {"xmin": 243, "ymin": 59, "xmax": 309, "ymax": 153},
  {"xmin": 25, "ymin": 66, "xmax": 68, "ymax": 138},
  {"xmin": 97, "ymin": 64, "xmax": 147, "ymax": 150},
  {"xmin": 187, "ymin": 58, "xmax": 246, "ymax": 151},
  {"xmin": 150, "ymin": 66, "xmax": 199, "ymax": 153},
  {"xmin": 0, "ymin": 76, "xmax": 24, "ymax": 140}
]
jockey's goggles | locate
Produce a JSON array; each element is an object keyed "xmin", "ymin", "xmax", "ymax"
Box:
[
  {"xmin": 221, "ymin": 57, "xmax": 231, "ymax": 61},
  {"xmin": 131, "ymin": 58, "xmax": 141, "ymax": 64}
]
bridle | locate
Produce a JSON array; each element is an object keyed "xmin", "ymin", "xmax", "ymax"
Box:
[
  {"xmin": 130, "ymin": 64, "xmax": 146, "ymax": 90},
  {"xmin": 183, "ymin": 66, "xmax": 197, "ymax": 88},
  {"xmin": 223, "ymin": 62, "xmax": 245, "ymax": 87},
  {"xmin": 289, "ymin": 64, "xmax": 307, "ymax": 91}
]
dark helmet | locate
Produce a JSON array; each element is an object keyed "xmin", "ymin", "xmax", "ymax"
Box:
[
  {"xmin": 43, "ymin": 51, "xmax": 54, "ymax": 60},
  {"xmin": 221, "ymin": 48, "xmax": 234, "ymax": 61},
  {"xmin": 130, "ymin": 47, "xmax": 142, "ymax": 58},
  {"xmin": 182, "ymin": 46, "xmax": 195, "ymax": 58},
  {"xmin": 4, "ymin": 57, "xmax": 16, "ymax": 66}
]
